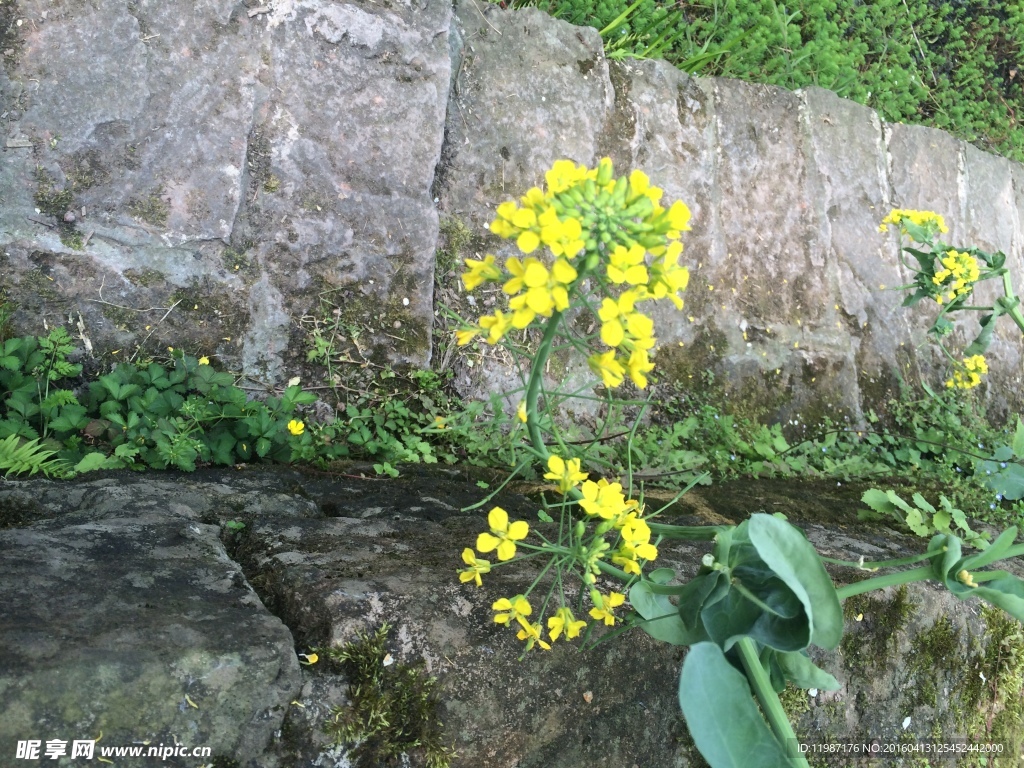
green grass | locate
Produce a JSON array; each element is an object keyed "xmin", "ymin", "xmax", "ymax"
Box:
[{"xmin": 494, "ymin": 0, "xmax": 1023, "ymax": 162}]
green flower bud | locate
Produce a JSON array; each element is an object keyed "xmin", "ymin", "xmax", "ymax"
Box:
[
  {"xmin": 625, "ymin": 198, "xmax": 654, "ymax": 218},
  {"xmin": 575, "ymin": 520, "xmax": 586, "ymax": 539},
  {"xmin": 584, "ymin": 179, "xmax": 597, "ymax": 200},
  {"xmin": 596, "ymin": 157, "xmax": 614, "ymax": 186},
  {"xmin": 611, "ymin": 176, "xmax": 628, "ymax": 206}
]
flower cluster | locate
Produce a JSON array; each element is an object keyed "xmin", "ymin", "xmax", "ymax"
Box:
[
  {"xmin": 946, "ymin": 354, "xmax": 988, "ymax": 390},
  {"xmin": 878, "ymin": 208, "xmax": 949, "ymax": 237},
  {"xmin": 456, "ymin": 157, "xmax": 691, "ymax": 391},
  {"xmin": 458, "ymin": 453, "xmax": 651, "ymax": 652},
  {"xmin": 931, "ymin": 249, "xmax": 980, "ymax": 305}
]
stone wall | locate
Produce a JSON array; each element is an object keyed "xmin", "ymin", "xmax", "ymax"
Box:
[{"xmin": 1, "ymin": 0, "xmax": 1022, "ymax": 419}]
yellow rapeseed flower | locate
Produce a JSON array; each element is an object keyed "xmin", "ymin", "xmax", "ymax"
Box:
[
  {"xmin": 492, "ymin": 594, "xmax": 532, "ymax": 625},
  {"xmin": 588, "ymin": 349, "xmax": 626, "ymax": 388},
  {"xmin": 945, "ymin": 354, "xmax": 988, "ymax": 390},
  {"xmin": 479, "ymin": 310, "xmax": 515, "ymax": 344},
  {"xmin": 543, "ymin": 454, "xmax": 589, "ymax": 493},
  {"xmin": 589, "ymin": 591, "xmax": 626, "ymax": 626},
  {"xmin": 878, "ymin": 208, "xmax": 948, "ymax": 235},
  {"xmin": 578, "ymin": 478, "xmax": 631, "ymax": 520},
  {"xmin": 458, "ymin": 548, "xmax": 491, "ymax": 587},
  {"xmin": 516, "ymin": 620, "xmax": 551, "ymax": 651},
  {"xmin": 477, "ymin": 507, "xmax": 529, "ymax": 561},
  {"xmin": 462, "ymin": 254, "xmax": 502, "ymax": 290},
  {"xmin": 547, "ymin": 607, "xmax": 587, "ymax": 642},
  {"xmin": 607, "ymin": 243, "xmax": 649, "ymax": 285}
]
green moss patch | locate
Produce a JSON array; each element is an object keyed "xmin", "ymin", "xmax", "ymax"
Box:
[{"xmin": 320, "ymin": 624, "xmax": 453, "ymax": 768}]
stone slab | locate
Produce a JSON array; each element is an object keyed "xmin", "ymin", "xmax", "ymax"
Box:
[{"xmin": 0, "ymin": 475, "xmax": 304, "ymax": 766}]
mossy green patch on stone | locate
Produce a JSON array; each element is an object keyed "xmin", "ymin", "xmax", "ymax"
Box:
[
  {"xmin": 435, "ymin": 216, "xmax": 474, "ymax": 278},
  {"xmin": 320, "ymin": 624, "xmax": 453, "ymax": 768},
  {"xmin": 779, "ymin": 682, "xmax": 812, "ymax": 720},
  {"xmin": 34, "ymin": 171, "xmax": 74, "ymax": 219},
  {"xmin": 653, "ymin": 325, "xmax": 727, "ymax": 387},
  {"xmin": 122, "ymin": 268, "xmax": 166, "ymax": 288},
  {"xmin": 840, "ymin": 585, "xmax": 913, "ymax": 673},
  {"xmin": 961, "ymin": 606, "xmax": 1024, "ymax": 764},
  {"xmin": 0, "ymin": 0, "xmax": 23, "ymax": 74},
  {"xmin": 128, "ymin": 187, "xmax": 170, "ymax": 227},
  {"xmin": 906, "ymin": 615, "xmax": 960, "ymax": 708}
]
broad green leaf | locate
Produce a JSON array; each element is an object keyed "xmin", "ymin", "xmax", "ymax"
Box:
[
  {"xmin": 630, "ymin": 580, "xmax": 690, "ymax": 645},
  {"xmin": 701, "ymin": 573, "xmax": 808, "ymax": 652},
  {"xmin": 679, "ymin": 643, "xmax": 791, "ymax": 768},
  {"xmin": 775, "ymin": 650, "xmax": 840, "ymax": 691},
  {"xmin": 932, "ymin": 509, "xmax": 952, "ymax": 533},
  {"xmin": 984, "ymin": 463, "xmax": 1024, "ymax": 501},
  {"xmin": 993, "ymin": 446, "xmax": 1015, "ymax": 462},
  {"xmin": 903, "ymin": 507, "xmax": 931, "ymax": 537},
  {"xmin": 1013, "ymin": 419, "xmax": 1024, "ymax": 459},
  {"xmin": 970, "ymin": 577, "xmax": 1024, "ymax": 623},
  {"xmin": 961, "ymin": 527, "xmax": 1017, "ymax": 572},
  {"xmin": 74, "ymin": 452, "xmax": 116, "ymax": 473},
  {"xmin": 748, "ymin": 514, "xmax": 843, "ymax": 649},
  {"xmin": 911, "ymin": 493, "xmax": 935, "ymax": 514},
  {"xmin": 676, "ymin": 570, "xmax": 728, "ymax": 634},
  {"xmin": 860, "ymin": 488, "xmax": 895, "ymax": 519},
  {"xmin": 885, "ymin": 490, "xmax": 916, "ymax": 515},
  {"xmin": 964, "ymin": 310, "xmax": 1002, "ymax": 357}
]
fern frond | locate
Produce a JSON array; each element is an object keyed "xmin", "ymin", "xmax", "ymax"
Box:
[{"xmin": 0, "ymin": 434, "xmax": 73, "ymax": 478}]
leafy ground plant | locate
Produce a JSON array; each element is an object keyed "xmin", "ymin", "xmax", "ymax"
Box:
[{"xmin": 494, "ymin": 0, "xmax": 1024, "ymax": 162}]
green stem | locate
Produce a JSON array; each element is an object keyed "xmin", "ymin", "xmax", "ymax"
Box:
[
  {"xmin": 819, "ymin": 550, "xmax": 938, "ymax": 570},
  {"xmin": 648, "ymin": 521, "xmax": 726, "ymax": 540},
  {"xmin": 834, "ymin": 565, "xmax": 933, "ymax": 600},
  {"xmin": 735, "ymin": 637, "xmax": 810, "ymax": 768},
  {"xmin": 525, "ymin": 311, "xmax": 565, "ymax": 462},
  {"xmin": 1001, "ymin": 271, "xmax": 1024, "ymax": 335}
]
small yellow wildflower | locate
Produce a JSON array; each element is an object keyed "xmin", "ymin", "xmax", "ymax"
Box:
[
  {"xmin": 458, "ymin": 548, "xmax": 491, "ymax": 587},
  {"xmin": 462, "ymin": 254, "xmax": 502, "ymax": 290},
  {"xmin": 931, "ymin": 249, "xmax": 980, "ymax": 304},
  {"xmin": 589, "ymin": 350, "xmax": 626, "ymax": 388},
  {"xmin": 625, "ymin": 348, "xmax": 655, "ymax": 389},
  {"xmin": 878, "ymin": 208, "xmax": 948, "ymax": 236},
  {"xmin": 516, "ymin": 620, "xmax": 552, "ymax": 651},
  {"xmin": 492, "ymin": 594, "xmax": 532, "ymax": 626},
  {"xmin": 198, "ymin": 356, "xmax": 210, "ymax": 365},
  {"xmin": 476, "ymin": 507, "xmax": 529, "ymax": 561},
  {"xmin": 517, "ymin": 401, "xmax": 528, "ymax": 423},
  {"xmin": 578, "ymin": 478, "xmax": 631, "ymax": 520},
  {"xmin": 478, "ymin": 310, "xmax": 515, "ymax": 344},
  {"xmin": 597, "ymin": 291, "xmax": 639, "ymax": 347},
  {"xmin": 287, "ymin": 419, "xmax": 305, "ymax": 436},
  {"xmin": 547, "ymin": 607, "xmax": 588, "ymax": 642},
  {"xmin": 946, "ymin": 354, "xmax": 988, "ymax": 390},
  {"xmin": 607, "ymin": 243, "xmax": 649, "ymax": 285},
  {"xmin": 543, "ymin": 454, "xmax": 589, "ymax": 493},
  {"xmin": 589, "ymin": 591, "xmax": 626, "ymax": 626}
]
